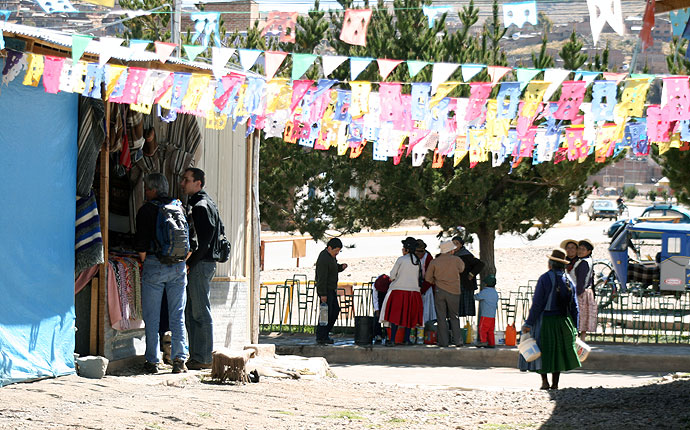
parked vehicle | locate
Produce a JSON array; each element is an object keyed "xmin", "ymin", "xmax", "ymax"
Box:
[
  {"xmin": 588, "ymin": 199, "xmax": 618, "ymax": 221},
  {"xmin": 606, "ymin": 204, "xmax": 690, "ymax": 238}
]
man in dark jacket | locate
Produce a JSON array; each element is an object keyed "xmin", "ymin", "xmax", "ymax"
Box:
[
  {"xmin": 315, "ymin": 238, "xmax": 348, "ymax": 344},
  {"xmin": 134, "ymin": 173, "xmax": 189, "ymax": 374},
  {"xmin": 452, "ymin": 236, "xmax": 485, "ymax": 317},
  {"xmin": 181, "ymin": 167, "xmax": 220, "ymax": 369}
]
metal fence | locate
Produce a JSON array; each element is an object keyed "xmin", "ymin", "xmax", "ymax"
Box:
[{"xmin": 259, "ymin": 275, "xmax": 690, "ymax": 344}]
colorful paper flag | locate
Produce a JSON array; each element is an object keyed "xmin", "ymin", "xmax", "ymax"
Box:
[
  {"xmin": 407, "ymin": 60, "xmax": 429, "ymax": 78},
  {"xmin": 377, "ymin": 59, "xmax": 403, "ymax": 81},
  {"xmin": 98, "ymin": 37, "xmax": 124, "ymax": 66},
  {"xmin": 154, "ymin": 41, "xmax": 177, "ymax": 63},
  {"xmin": 431, "ymin": 62, "xmax": 459, "ymax": 94},
  {"xmin": 487, "ymin": 66, "xmax": 512, "ymax": 87},
  {"xmin": 516, "ymin": 68, "xmax": 542, "ymax": 90},
  {"xmin": 211, "ymin": 47, "xmax": 235, "ymax": 79},
  {"xmin": 461, "ymin": 64, "xmax": 485, "ymax": 82},
  {"xmin": 238, "ymin": 49, "xmax": 262, "ymax": 71},
  {"xmin": 292, "ymin": 53, "xmax": 317, "ymax": 80},
  {"xmin": 350, "ymin": 57, "xmax": 373, "ymax": 81},
  {"xmin": 264, "ymin": 51, "xmax": 288, "ymax": 80},
  {"xmin": 72, "ymin": 34, "xmax": 93, "ymax": 63},
  {"xmin": 543, "ymin": 68, "xmax": 571, "ymax": 101},
  {"xmin": 183, "ymin": 44, "xmax": 206, "ymax": 62},
  {"xmin": 503, "ymin": 1, "xmax": 537, "ymax": 28},
  {"xmin": 339, "ymin": 9, "xmax": 372, "ymax": 46},
  {"xmin": 322, "ymin": 55, "xmax": 348, "ymax": 77}
]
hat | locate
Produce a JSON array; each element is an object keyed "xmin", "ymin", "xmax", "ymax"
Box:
[
  {"xmin": 439, "ymin": 241, "xmax": 455, "ymax": 254},
  {"xmin": 402, "ymin": 236, "xmax": 418, "ymax": 251},
  {"xmin": 578, "ymin": 239, "xmax": 594, "ymax": 251},
  {"xmin": 560, "ymin": 239, "xmax": 578, "ymax": 249},
  {"xmin": 547, "ymin": 249, "xmax": 569, "ymax": 265},
  {"xmin": 452, "ymin": 236, "xmax": 465, "ymax": 245},
  {"xmin": 483, "ymin": 274, "xmax": 496, "ymax": 287},
  {"xmin": 416, "ymin": 239, "xmax": 427, "ymax": 250}
]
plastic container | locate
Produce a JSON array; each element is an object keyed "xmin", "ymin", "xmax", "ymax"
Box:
[
  {"xmin": 464, "ymin": 322, "xmax": 474, "ymax": 345},
  {"xmin": 504, "ymin": 324, "xmax": 517, "ymax": 346},
  {"xmin": 318, "ymin": 303, "xmax": 328, "ymax": 326},
  {"xmin": 494, "ymin": 330, "xmax": 505, "ymax": 346},
  {"xmin": 518, "ymin": 334, "xmax": 541, "ymax": 362},
  {"xmin": 354, "ymin": 316, "xmax": 374, "ymax": 345},
  {"xmin": 424, "ymin": 329, "xmax": 437, "ymax": 345},
  {"xmin": 409, "ymin": 328, "xmax": 417, "ymax": 344},
  {"xmin": 576, "ymin": 338, "xmax": 591, "ymax": 362},
  {"xmin": 416, "ymin": 326, "xmax": 424, "ymax": 344}
]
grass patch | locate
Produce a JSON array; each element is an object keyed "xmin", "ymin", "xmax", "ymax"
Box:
[
  {"xmin": 144, "ymin": 424, "xmax": 164, "ymax": 430},
  {"xmin": 388, "ymin": 417, "xmax": 406, "ymax": 423},
  {"xmin": 276, "ymin": 410, "xmax": 295, "ymax": 416},
  {"xmin": 323, "ymin": 410, "xmax": 365, "ymax": 420},
  {"xmin": 197, "ymin": 412, "xmax": 212, "ymax": 418}
]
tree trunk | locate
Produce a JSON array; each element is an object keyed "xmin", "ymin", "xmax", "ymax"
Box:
[{"xmin": 476, "ymin": 225, "xmax": 496, "ymax": 277}]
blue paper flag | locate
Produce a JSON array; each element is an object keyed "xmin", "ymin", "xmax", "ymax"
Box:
[
  {"xmin": 591, "ymin": 80, "xmax": 617, "ymax": 121},
  {"xmin": 515, "ymin": 68, "xmax": 541, "ymax": 91},
  {"xmin": 191, "ymin": 12, "xmax": 221, "ymax": 48},
  {"xmin": 461, "ymin": 64, "xmax": 485, "ymax": 82},
  {"xmin": 671, "ymin": 9, "xmax": 690, "ymax": 37},
  {"xmin": 411, "ymin": 83, "xmax": 431, "ymax": 122},
  {"xmin": 496, "ymin": 82, "xmax": 521, "ymax": 119}
]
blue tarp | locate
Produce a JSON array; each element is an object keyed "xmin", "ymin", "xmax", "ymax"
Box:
[{"xmin": 0, "ymin": 78, "xmax": 78, "ymax": 386}]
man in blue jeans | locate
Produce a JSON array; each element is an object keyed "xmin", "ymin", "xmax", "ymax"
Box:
[
  {"xmin": 135, "ymin": 173, "xmax": 189, "ymax": 374},
  {"xmin": 181, "ymin": 168, "xmax": 220, "ymax": 369}
]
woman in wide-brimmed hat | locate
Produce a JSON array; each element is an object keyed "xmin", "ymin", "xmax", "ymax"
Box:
[
  {"xmin": 560, "ymin": 239, "xmax": 579, "ymax": 272},
  {"xmin": 572, "ymin": 239, "xmax": 597, "ymax": 341},
  {"xmin": 519, "ymin": 249, "xmax": 581, "ymax": 390},
  {"xmin": 379, "ymin": 237, "xmax": 424, "ymax": 346}
]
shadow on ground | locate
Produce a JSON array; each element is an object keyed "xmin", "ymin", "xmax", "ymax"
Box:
[{"xmin": 540, "ymin": 377, "xmax": 690, "ymax": 429}]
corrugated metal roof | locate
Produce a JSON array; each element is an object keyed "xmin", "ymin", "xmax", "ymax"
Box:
[{"xmin": 2, "ymin": 22, "xmax": 257, "ymax": 77}]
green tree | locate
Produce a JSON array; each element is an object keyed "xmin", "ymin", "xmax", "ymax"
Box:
[
  {"xmin": 589, "ymin": 42, "xmax": 610, "ymax": 72},
  {"xmin": 666, "ymin": 37, "xmax": 690, "ymax": 75},
  {"xmin": 653, "ymin": 146, "xmax": 690, "ymax": 205},
  {"xmin": 559, "ymin": 30, "xmax": 588, "ymax": 71},
  {"xmin": 531, "ymin": 34, "xmax": 554, "ymax": 69},
  {"xmin": 118, "ymin": 0, "xmax": 171, "ymax": 42}
]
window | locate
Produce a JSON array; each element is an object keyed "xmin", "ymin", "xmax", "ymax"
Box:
[{"xmin": 668, "ymin": 237, "xmax": 681, "ymax": 254}]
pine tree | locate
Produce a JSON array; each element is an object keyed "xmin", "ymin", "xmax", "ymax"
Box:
[
  {"xmin": 117, "ymin": 0, "xmax": 171, "ymax": 42},
  {"xmin": 531, "ymin": 34, "xmax": 554, "ymax": 69},
  {"xmin": 559, "ymin": 30, "xmax": 588, "ymax": 71}
]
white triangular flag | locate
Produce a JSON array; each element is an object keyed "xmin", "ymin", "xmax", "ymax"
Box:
[
  {"xmin": 211, "ymin": 47, "xmax": 236, "ymax": 79},
  {"xmin": 238, "ymin": 49, "xmax": 262, "ymax": 71},
  {"xmin": 586, "ymin": 0, "xmax": 625, "ymax": 46},
  {"xmin": 99, "ymin": 37, "xmax": 124, "ymax": 66},
  {"xmin": 543, "ymin": 68, "xmax": 571, "ymax": 101},
  {"xmin": 350, "ymin": 57, "xmax": 373, "ymax": 81},
  {"xmin": 322, "ymin": 55, "xmax": 348, "ymax": 77},
  {"xmin": 431, "ymin": 62, "xmax": 459, "ymax": 94},
  {"xmin": 128, "ymin": 39, "xmax": 150, "ymax": 60}
]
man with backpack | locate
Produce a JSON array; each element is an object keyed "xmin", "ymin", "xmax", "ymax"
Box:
[
  {"xmin": 181, "ymin": 168, "xmax": 222, "ymax": 370},
  {"xmin": 135, "ymin": 173, "xmax": 191, "ymax": 374}
]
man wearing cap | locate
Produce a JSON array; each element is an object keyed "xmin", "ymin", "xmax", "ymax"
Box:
[
  {"xmin": 424, "ymin": 241, "xmax": 465, "ymax": 347},
  {"xmin": 519, "ymin": 249, "xmax": 580, "ymax": 390},
  {"xmin": 572, "ymin": 239, "xmax": 597, "ymax": 341},
  {"xmin": 315, "ymin": 238, "xmax": 348, "ymax": 345}
]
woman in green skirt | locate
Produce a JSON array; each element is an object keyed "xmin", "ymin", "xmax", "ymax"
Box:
[{"xmin": 519, "ymin": 249, "xmax": 581, "ymax": 390}]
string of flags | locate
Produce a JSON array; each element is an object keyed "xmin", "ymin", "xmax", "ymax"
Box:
[{"xmin": 4, "ymin": 43, "xmax": 690, "ymax": 170}]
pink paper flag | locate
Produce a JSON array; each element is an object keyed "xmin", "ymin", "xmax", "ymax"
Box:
[
  {"xmin": 664, "ymin": 76, "xmax": 690, "ymax": 121},
  {"xmin": 379, "ymin": 82, "xmax": 403, "ymax": 122},
  {"xmin": 602, "ymin": 72, "xmax": 627, "ymax": 84},
  {"xmin": 153, "ymin": 72, "xmax": 175, "ymax": 104},
  {"xmin": 565, "ymin": 128, "xmax": 587, "ymax": 161},
  {"xmin": 119, "ymin": 67, "xmax": 148, "ymax": 104},
  {"xmin": 290, "ymin": 79, "xmax": 314, "ymax": 113},
  {"xmin": 647, "ymin": 105, "xmax": 672, "ymax": 142},
  {"xmin": 487, "ymin": 66, "xmax": 512, "ymax": 87},
  {"xmin": 393, "ymin": 94, "xmax": 413, "ymax": 132},
  {"xmin": 265, "ymin": 51, "xmax": 288, "ymax": 80},
  {"xmin": 377, "ymin": 59, "xmax": 403, "ymax": 81},
  {"xmin": 340, "ymin": 9, "xmax": 372, "ymax": 46},
  {"xmin": 42, "ymin": 56, "xmax": 64, "ymax": 94},
  {"xmin": 213, "ymin": 72, "xmax": 245, "ymax": 111},
  {"xmin": 154, "ymin": 41, "xmax": 177, "ymax": 63},
  {"xmin": 465, "ymin": 82, "xmax": 493, "ymax": 122},
  {"xmin": 553, "ymin": 81, "xmax": 587, "ymax": 120}
]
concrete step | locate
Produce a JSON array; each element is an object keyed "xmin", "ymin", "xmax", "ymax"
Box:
[{"xmin": 267, "ymin": 335, "xmax": 690, "ymax": 373}]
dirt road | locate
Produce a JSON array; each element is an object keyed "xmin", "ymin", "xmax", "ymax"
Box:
[{"xmin": 1, "ymin": 368, "xmax": 688, "ymax": 429}]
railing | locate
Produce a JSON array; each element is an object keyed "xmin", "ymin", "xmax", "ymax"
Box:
[{"xmin": 260, "ymin": 275, "xmax": 690, "ymax": 344}]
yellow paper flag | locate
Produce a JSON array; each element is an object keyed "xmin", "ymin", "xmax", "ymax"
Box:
[
  {"xmin": 614, "ymin": 78, "xmax": 650, "ymax": 121},
  {"xmin": 430, "ymin": 82, "xmax": 460, "ymax": 107},
  {"xmin": 349, "ymin": 81, "xmax": 372, "ymax": 119},
  {"xmin": 521, "ymin": 81, "xmax": 550, "ymax": 118},
  {"xmin": 22, "ymin": 54, "xmax": 44, "ymax": 87}
]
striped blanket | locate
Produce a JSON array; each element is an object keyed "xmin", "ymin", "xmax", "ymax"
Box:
[{"xmin": 76, "ymin": 191, "xmax": 104, "ymax": 275}]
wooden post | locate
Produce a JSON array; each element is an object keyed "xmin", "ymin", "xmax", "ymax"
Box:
[
  {"xmin": 260, "ymin": 240, "xmax": 265, "ymax": 271},
  {"xmin": 89, "ymin": 277, "xmax": 99, "ymax": 354},
  {"xmin": 96, "ymin": 100, "xmax": 111, "ymax": 356}
]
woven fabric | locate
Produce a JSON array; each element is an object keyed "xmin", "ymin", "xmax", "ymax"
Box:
[
  {"xmin": 459, "ymin": 287, "xmax": 476, "ymax": 316},
  {"xmin": 537, "ymin": 315, "xmax": 581, "ymax": 374},
  {"xmin": 75, "ymin": 191, "xmax": 104, "ymax": 275},
  {"xmin": 578, "ymin": 290, "xmax": 598, "ymax": 332}
]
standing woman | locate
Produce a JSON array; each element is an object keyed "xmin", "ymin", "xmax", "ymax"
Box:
[
  {"xmin": 572, "ymin": 239, "xmax": 597, "ymax": 341},
  {"xmin": 519, "ymin": 250, "xmax": 580, "ymax": 390},
  {"xmin": 380, "ymin": 237, "xmax": 424, "ymax": 346},
  {"xmin": 415, "ymin": 239, "xmax": 437, "ymax": 325},
  {"xmin": 560, "ymin": 239, "xmax": 579, "ymax": 273}
]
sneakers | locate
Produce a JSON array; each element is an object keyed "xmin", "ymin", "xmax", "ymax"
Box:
[
  {"xmin": 143, "ymin": 361, "xmax": 159, "ymax": 374},
  {"xmin": 186, "ymin": 359, "xmax": 212, "ymax": 370},
  {"xmin": 172, "ymin": 358, "xmax": 188, "ymax": 374}
]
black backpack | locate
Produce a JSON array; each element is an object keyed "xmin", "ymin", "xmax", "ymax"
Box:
[
  {"xmin": 214, "ymin": 217, "xmax": 231, "ymax": 263},
  {"xmin": 549, "ymin": 271, "xmax": 574, "ymax": 315},
  {"xmin": 152, "ymin": 199, "xmax": 190, "ymax": 265}
]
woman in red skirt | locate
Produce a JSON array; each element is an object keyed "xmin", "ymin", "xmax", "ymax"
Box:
[{"xmin": 379, "ymin": 237, "xmax": 424, "ymax": 345}]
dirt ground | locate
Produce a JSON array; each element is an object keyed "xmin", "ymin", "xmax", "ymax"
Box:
[{"xmin": 1, "ymin": 369, "xmax": 689, "ymax": 429}]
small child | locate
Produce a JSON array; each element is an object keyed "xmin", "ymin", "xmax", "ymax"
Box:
[{"xmin": 475, "ymin": 274, "xmax": 499, "ymax": 348}]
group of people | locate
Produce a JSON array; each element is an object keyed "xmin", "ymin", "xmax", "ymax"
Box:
[
  {"xmin": 314, "ymin": 235, "xmax": 492, "ymax": 348},
  {"xmin": 520, "ymin": 238, "xmax": 597, "ymax": 390},
  {"xmin": 134, "ymin": 168, "xmax": 222, "ymax": 374}
]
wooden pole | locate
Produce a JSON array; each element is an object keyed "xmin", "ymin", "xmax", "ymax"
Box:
[{"xmin": 96, "ymin": 100, "xmax": 111, "ymax": 356}]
